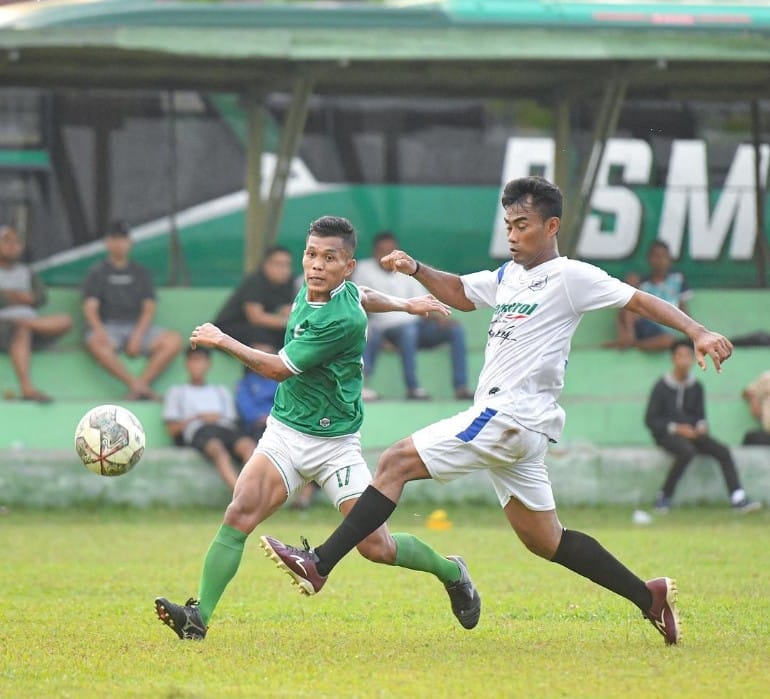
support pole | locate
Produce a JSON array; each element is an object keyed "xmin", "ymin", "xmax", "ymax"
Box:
[
  {"xmin": 751, "ymin": 99, "xmax": 769, "ymax": 288},
  {"xmin": 563, "ymin": 69, "xmax": 628, "ymax": 258},
  {"xmin": 243, "ymin": 87, "xmax": 267, "ymax": 273},
  {"xmin": 262, "ymin": 73, "xmax": 314, "ymax": 251}
]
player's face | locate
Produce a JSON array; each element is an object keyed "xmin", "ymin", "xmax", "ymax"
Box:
[
  {"xmin": 302, "ymin": 234, "xmax": 356, "ymax": 302},
  {"xmin": 503, "ymin": 197, "xmax": 560, "ymax": 270}
]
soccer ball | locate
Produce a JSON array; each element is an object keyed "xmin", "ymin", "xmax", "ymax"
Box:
[{"xmin": 74, "ymin": 404, "xmax": 145, "ymax": 476}]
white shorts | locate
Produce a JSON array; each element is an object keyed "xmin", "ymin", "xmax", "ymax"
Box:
[
  {"xmin": 256, "ymin": 416, "xmax": 372, "ymax": 509},
  {"xmin": 412, "ymin": 405, "xmax": 555, "ymax": 511}
]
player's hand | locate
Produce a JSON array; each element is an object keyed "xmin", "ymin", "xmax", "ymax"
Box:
[
  {"xmin": 380, "ymin": 249, "xmax": 418, "ymax": 276},
  {"xmin": 692, "ymin": 329, "xmax": 733, "ymax": 373},
  {"xmin": 191, "ymin": 322, "xmax": 225, "ymax": 349},
  {"xmin": 405, "ymin": 294, "xmax": 451, "ymax": 318}
]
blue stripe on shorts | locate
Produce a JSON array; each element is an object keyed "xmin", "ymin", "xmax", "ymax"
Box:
[{"xmin": 455, "ymin": 408, "xmax": 498, "ymax": 443}]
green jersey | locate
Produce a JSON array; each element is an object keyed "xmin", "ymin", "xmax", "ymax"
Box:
[{"xmin": 272, "ymin": 280, "xmax": 367, "ymax": 437}]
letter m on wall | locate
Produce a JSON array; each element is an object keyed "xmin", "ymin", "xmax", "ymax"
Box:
[{"xmin": 658, "ymin": 140, "xmax": 769, "ymax": 260}]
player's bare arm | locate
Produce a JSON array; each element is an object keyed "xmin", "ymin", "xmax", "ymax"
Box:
[
  {"xmin": 379, "ymin": 250, "xmax": 475, "ymax": 311},
  {"xmin": 625, "ymin": 290, "xmax": 733, "ymax": 372},
  {"xmin": 358, "ymin": 286, "xmax": 451, "ymax": 318},
  {"xmin": 191, "ymin": 322, "xmax": 293, "ymax": 381}
]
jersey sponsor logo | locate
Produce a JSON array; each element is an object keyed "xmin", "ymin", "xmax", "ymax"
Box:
[
  {"xmin": 489, "ymin": 302, "xmax": 539, "ymax": 342},
  {"xmin": 293, "ymin": 324, "xmax": 306, "ymax": 338}
]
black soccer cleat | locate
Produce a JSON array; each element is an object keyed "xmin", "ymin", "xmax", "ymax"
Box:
[
  {"xmin": 154, "ymin": 597, "xmax": 207, "ymax": 640},
  {"xmin": 444, "ymin": 556, "xmax": 481, "ymax": 630}
]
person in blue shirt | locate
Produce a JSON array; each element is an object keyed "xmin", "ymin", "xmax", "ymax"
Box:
[{"xmin": 605, "ymin": 240, "xmax": 692, "ymax": 352}]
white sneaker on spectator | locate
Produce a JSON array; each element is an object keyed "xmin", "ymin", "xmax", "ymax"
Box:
[{"xmin": 362, "ymin": 387, "xmax": 380, "ymax": 402}]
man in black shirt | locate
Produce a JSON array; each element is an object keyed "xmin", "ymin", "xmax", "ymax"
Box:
[
  {"xmin": 214, "ymin": 246, "xmax": 294, "ymax": 349},
  {"xmin": 81, "ymin": 221, "xmax": 183, "ymax": 400},
  {"xmin": 645, "ymin": 339, "xmax": 760, "ymax": 513}
]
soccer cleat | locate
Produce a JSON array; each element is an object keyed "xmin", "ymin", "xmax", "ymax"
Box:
[
  {"xmin": 260, "ymin": 535, "xmax": 328, "ymax": 596},
  {"xmin": 654, "ymin": 493, "xmax": 672, "ymax": 514},
  {"xmin": 444, "ymin": 555, "xmax": 481, "ymax": 630},
  {"xmin": 643, "ymin": 577, "xmax": 680, "ymax": 645},
  {"xmin": 732, "ymin": 497, "xmax": 762, "ymax": 514},
  {"xmin": 154, "ymin": 597, "xmax": 207, "ymax": 640}
]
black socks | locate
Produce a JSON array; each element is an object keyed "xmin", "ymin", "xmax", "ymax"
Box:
[
  {"xmin": 551, "ymin": 529, "xmax": 653, "ymax": 612},
  {"xmin": 314, "ymin": 485, "xmax": 397, "ymax": 576}
]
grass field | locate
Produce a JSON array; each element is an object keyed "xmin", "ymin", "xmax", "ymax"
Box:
[{"xmin": 2, "ymin": 504, "xmax": 769, "ymax": 698}]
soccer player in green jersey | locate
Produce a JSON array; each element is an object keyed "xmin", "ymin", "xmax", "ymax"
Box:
[{"xmin": 154, "ymin": 216, "xmax": 481, "ymax": 640}]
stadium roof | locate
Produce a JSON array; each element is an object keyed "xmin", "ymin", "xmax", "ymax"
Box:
[{"xmin": 0, "ymin": 0, "xmax": 768, "ymax": 99}]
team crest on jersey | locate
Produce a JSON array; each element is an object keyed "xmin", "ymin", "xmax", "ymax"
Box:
[
  {"xmin": 293, "ymin": 324, "xmax": 306, "ymax": 338},
  {"xmin": 529, "ymin": 275, "xmax": 548, "ymax": 291},
  {"xmin": 319, "ymin": 417, "xmax": 331, "ymax": 428}
]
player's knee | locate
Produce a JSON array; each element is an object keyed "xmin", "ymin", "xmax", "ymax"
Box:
[{"xmin": 376, "ymin": 440, "xmax": 418, "ymax": 481}]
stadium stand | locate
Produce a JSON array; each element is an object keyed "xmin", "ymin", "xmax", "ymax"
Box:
[{"xmin": 1, "ymin": 287, "xmax": 768, "ymax": 508}]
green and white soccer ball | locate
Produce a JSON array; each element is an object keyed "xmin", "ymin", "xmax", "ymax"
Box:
[{"xmin": 74, "ymin": 404, "xmax": 145, "ymax": 476}]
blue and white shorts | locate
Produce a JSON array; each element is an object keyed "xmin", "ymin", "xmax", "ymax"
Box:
[{"xmin": 412, "ymin": 405, "xmax": 555, "ymax": 511}]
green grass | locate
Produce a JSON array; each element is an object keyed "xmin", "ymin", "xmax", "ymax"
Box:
[{"xmin": 2, "ymin": 505, "xmax": 769, "ymax": 698}]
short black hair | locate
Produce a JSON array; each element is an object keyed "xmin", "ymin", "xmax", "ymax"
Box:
[
  {"xmin": 307, "ymin": 216, "xmax": 357, "ymax": 255},
  {"xmin": 501, "ymin": 176, "xmax": 563, "ymax": 221},
  {"xmin": 648, "ymin": 240, "xmax": 671, "ymax": 255},
  {"xmin": 186, "ymin": 346, "xmax": 211, "ymax": 358},
  {"xmin": 264, "ymin": 245, "xmax": 291, "ymax": 260},
  {"xmin": 372, "ymin": 230, "xmax": 397, "ymax": 248},
  {"xmin": 107, "ymin": 220, "xmax": 130, "ymax": 238},
  {"xmin": 671, "ymin": 338, "xmax": 694, "ymax": 354}
]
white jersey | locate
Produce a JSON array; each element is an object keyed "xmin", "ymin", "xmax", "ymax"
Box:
[{"xmin": 461, "ymin": 256, "xmax": 635, "ymax": 442}]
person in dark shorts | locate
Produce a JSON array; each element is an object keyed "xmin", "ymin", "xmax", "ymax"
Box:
[
  {"xmin": 81, "ymin": 221, "xmax": 182, "ymax": 400},
  {"xmin": 163, "ymin": 346, "xmax": 257, "ymax": 490},
  {"xmin": 0, "ymin": 225, "xmax": 72, "ymax": 402}
]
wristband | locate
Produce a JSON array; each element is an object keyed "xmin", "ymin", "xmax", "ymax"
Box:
[{"xmin": 409, "ymin": 260, "xmax": 421, "ymax": 276}]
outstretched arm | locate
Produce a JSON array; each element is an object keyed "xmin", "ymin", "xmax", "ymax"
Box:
[
  {"xmin": 358, "ymin": 286, "xmax": 451, "ymax": 318},
  {"xmin": 191, "ymin": 322, "xmax": 293, "ymax": 381},
  {"xmin": 624, "ymin": 290, "xmax": 733, "ymax": 372},
  {"xmin": 379, "ymin": 250, "xmax": 475, "ymax": 311}
]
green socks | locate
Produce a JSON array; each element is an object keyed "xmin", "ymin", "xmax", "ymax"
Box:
[
  {"xmin": 392, "ymin": 532, "xmax": 461, "ymax": 585},
  {"xmin": 197, "ymin": 524, "xmax": 247, "ymax": 624}
]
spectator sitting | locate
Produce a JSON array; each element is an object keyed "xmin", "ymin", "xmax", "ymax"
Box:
[
  {"xmin": 234, "ymin": 340, "xmax": 319, "ymax": 508},
  {"xmin": 644, "ymin": 339, "xmax": 760, "ymax": 513},
  {"xmin": 742, "ymin": 370, "xmax": 770, "ymax": 445},
  {"xmin": 0, "ymin": 225, "xmax": 73, "ymax": 402},
  {"xmin": 81, "ymin": 221, "xmax": 183, "ymax": 400},
  {"xmin": 235, "ymin": 342, "xmax": 279, "ymax": 441},
  {"xmin": 352, "ymin": 230, "xmax": 472, "ymax": 401},
  {"xmin": 214, "ymin": 246, "xmax": 295, "ymax": 349},
  {"xmin": 604, "ymin": 240, "xmax": 692, "ymax": 352},
  {"xmin": 163, "ymin": 346, "xmax": 257, "ymax": 491}
]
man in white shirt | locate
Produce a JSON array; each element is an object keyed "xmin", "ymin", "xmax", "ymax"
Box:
[
  {"xmin": 353, "ymin": 231, "xmax": 471, "ymax": 401},
  {"xmin": 264, "ymin": 176, "xmax": 735, "ymax": 645},
  {"xmin": 163, "ymin": 346, "xmax": 257, "ymax": 490}
]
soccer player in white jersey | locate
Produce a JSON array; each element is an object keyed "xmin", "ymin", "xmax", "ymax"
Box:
[
  {"xmin": 263, "ymin": 177, "xmax": 735, "ymax": 646},
  {"xmin": 154, "ymin": 215, "xmax": 481, "ymax": 640}
]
